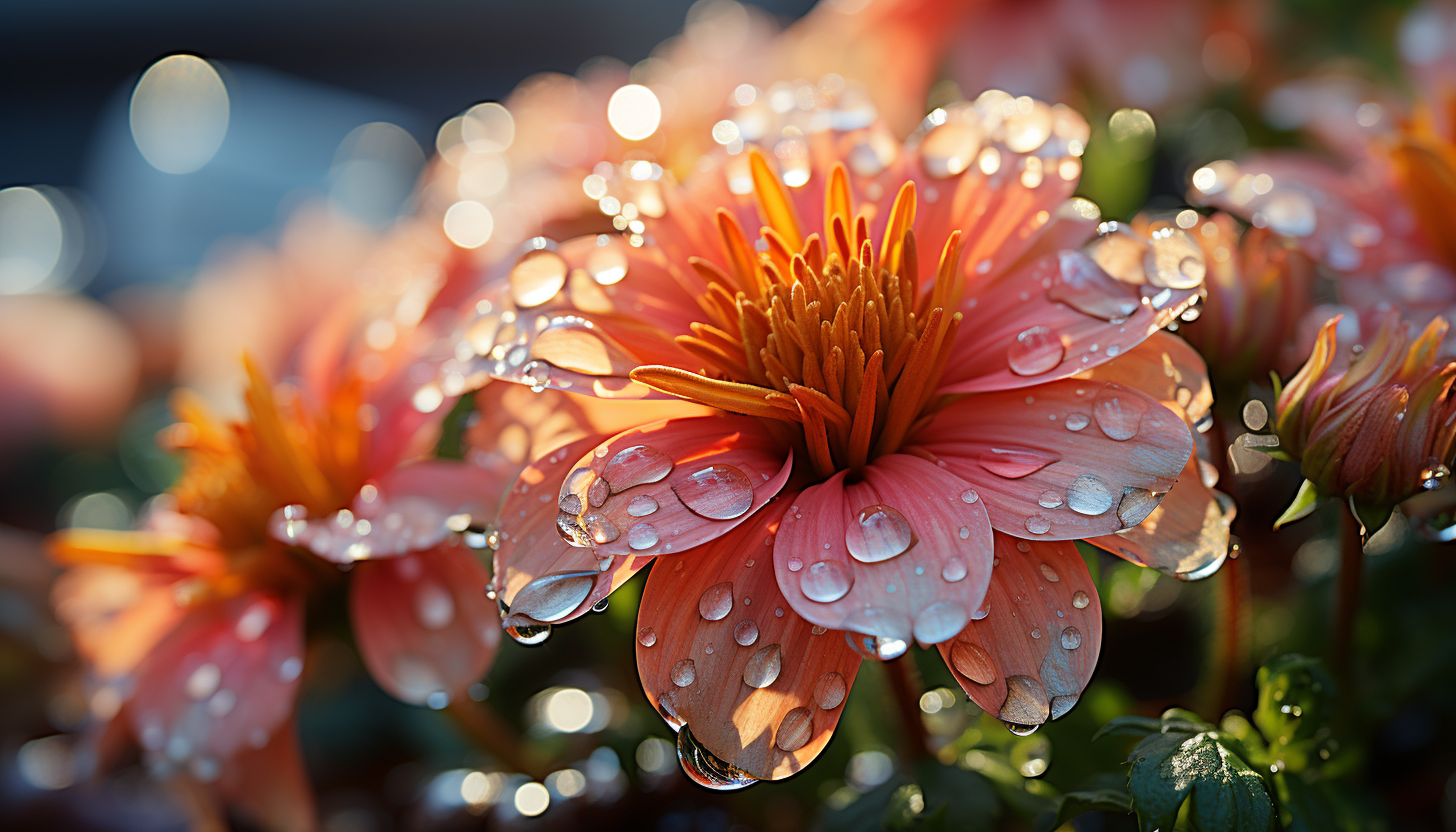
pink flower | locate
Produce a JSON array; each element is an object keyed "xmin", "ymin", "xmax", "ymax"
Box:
[{"xmin": 466, "ymin": 90, "xmax": 1230, "ymax": 784}]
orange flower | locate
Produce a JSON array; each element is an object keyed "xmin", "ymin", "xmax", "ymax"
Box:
[{"xmin": 461, "ymin": 90, "xmax": 1231, "ymax": 785}]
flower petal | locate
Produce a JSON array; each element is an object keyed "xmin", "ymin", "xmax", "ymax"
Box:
[
  {"xmin": 937, "ymin": 250, "xmax": 1196, "ymax": 395},
  {"xmin": 350, "ymin": 545, "xmax": 499, "ymax": 707},
  {"xmin": 636, "ymin": 500, "xmax": 862, "ymax": 780},
  {"xmin": 492, "ymin": 435, "xmax": 651, "ymax": 624},
  {"xmin": 128, "ymin": 591, "xmax": 304, "ymax": 776},
  {"xmin": 218, "ymin": 724, "xmax": 317, "ymax": 832},
  {"xmin": 556, "ymin": 415, "xmax": 793, "ymax": 559},
  {"xmin": 1074, "ymin": 331, "xmax": 1213, "ymax": 426},
  {"xmin": 937, "ymin": 533, "xmax": 1101, "ymax": 726},
  {"xmin": 1087, "ymin": 451, "xmax": 1236, "ymax": 578},
  {"xmin": 52, "ymin": 564, "xmax": 187, "ymax": 680},
  {"xmin": 773, "ymin": 454, "xmax": 994, "ymax": 647},
  {"xmin": 909, "ymin": 379, "xmax": 1192, "ymax": 539}
]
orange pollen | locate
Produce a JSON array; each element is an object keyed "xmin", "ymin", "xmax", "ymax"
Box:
[{"xmin": 629, "ymin": 150, "xmax": 965, "ymax": 477}]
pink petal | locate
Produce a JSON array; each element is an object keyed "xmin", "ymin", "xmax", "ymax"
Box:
[
  {"xmin": 350, "ymin": 544, "xmax": 499, "ymax": 707},
  {"xmin": 128, "ymin": 591, "xmax": 304, "ymax": 778},
  {"xmin": 909, "ymin": 379, "xmax": 1192, "ymax": 539},
  {"xmin": 773, "ymin": 454, "xmax": 994, "ymax": 647},
  {"xmin": 492, "ymin": 435, "xmax": 651, "ymax": 625},
  {"xmin": 555, "ymin": 415, "xmax": 793, "ymax": 559},
  {"xmin": 218, "ymin": 725, "xmax": 318, "ymax": 832},
  {"xmin": 52, "ymin": 564, "xmax": 187, "ymax": 680},
  {"xmin": 1088, "ymin": 451, "xmax": 1236, "ymax": 578},
  {"xmin": 937, "ymin": 533, "xmax": 1101, "ymax": 726},
  {"xmin": 636, "ymin": 500, "xmax": 862, "ymax": 780},
  {"xmin": 1076, "ymin": 330, "xmax": 1214, "ymax": 426},
  {"xmin": 937, "ymin": 249, "xmax": 1195, "ymax": 395}
]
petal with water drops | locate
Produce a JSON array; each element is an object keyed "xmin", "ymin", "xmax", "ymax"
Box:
[
  {"xmin": 636, "ymin": 500, "xmax": 862, "ymax": 780},
  {"xmin": 936, "ymin": 533, "xmax": 1102, "ymax": 727},
  {"xmin": 773, "ymin": 454, "xmax": 994, "ymax": 647},
  {"xmin": 1088, "ymin": 451, "xmax": 1235, "ymax": 578}
]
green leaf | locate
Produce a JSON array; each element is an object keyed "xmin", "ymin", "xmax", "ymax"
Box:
[
  {"xmin": 432, "ymin": 393, "xmax": 477, "ymax": 460},
  {"xmin": 1094, "ymin": 708, "xmax": 1212, "ymax": 741},
  {"xmin": 1274, "ymin": 480, "xmax": 1322, "ymax": 530},
  {"xmin": 883, "ymin": 784, "xmax": 947, "ymax": 831},
  {"xmin": 1050, "ymin": 789, "xmax": 1134, "ymax": 828},
  {"xmin": 1254, "ymin": 654, "xmax": 1337, "ymax": 774},
  {"xmin": 1277, "ymin": 772, "xmax": 1383, "ymax": 832},
  {"xmin": 1123, "ymin": 714, "xmax": 1276, "ymax": 832}
]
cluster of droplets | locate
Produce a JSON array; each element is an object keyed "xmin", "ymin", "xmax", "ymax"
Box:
[{"xmin": 268, "ymin": 486, "xmax": 494, "ymax": 564}]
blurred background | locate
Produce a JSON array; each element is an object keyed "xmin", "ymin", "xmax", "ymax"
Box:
[{"xmin": 4, "ymin": 0, "xmax": 1456, "ymax": 830}]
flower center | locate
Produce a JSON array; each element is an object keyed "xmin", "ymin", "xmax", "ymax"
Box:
[{"xmin": 630, "ymin": 150, "xmax": 964, "ymax": 476}]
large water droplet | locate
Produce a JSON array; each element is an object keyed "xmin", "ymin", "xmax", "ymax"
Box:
[
  {"xmin": 942, "ymin": 557, "xmax": 967, "ymax": 582},
  {"xmin": 584, "ymin": 513, "xmax": 619, "ymax": 544},
  {"xmin": 1066, "ymin": 474, "xmax": 1114, "ymax": 516},
  {"xmin": 677, "ymin": 724, "xmax": 758, "ymax": 791},
  {"xmin": 510, "ymin": 571, "xmax": 595, "ymax": 623},
  {"xmin": 1037, "ymin": 491, "xmax": 1063, "ymax": 509},
  {"xmin": 801, "ymin": 560, "xmax": 854, "ymax": 603},
  {"xmin": 603, "ymin": 445, "xmax": 674, "ymax": 492},
  {"xmin": 1092, "ymin": 385, "xmax": 1145, "ymax": 441},
  {"xmin": 742, "ymin": 643, "xmax": 782, "ymax": 688},
  {"xmin": 510, "ymin": 249, "xmax": 569, "ymax": 308},
  {"xmin": 1025, "ymin": 514, "xmax": 1051, "ymax": 535},
  {"xmin": 978, "ymin": 447, "xmax": 1058, "ymax": 478},
  {"xmin": 920, "ymin": 122, "xmax": 981, "ymax": 178},
  {"xmin": 914, "ymin": 601, "xmax": 969, "ymax": 644},
  {"xmin": 775, "ymin": 707, "xmax": 813, "ymax": 752},
  {"xmin": 415, "ymin": 581, "xmax": 456, "ymax": 630},
  {"xmin": 999, "ymin": 674, "xmax": 1050, "ymax": 725},
  {"xmin": 627, "ymin": 522, "xmax": 660, "ymax": 550},
  {"xmin": 699, "ymin": 581, "xmax": 734, "ymax": 621},
  {"xmin": 1117, "ymin": 488, "xmax": 1161, "ymax": 527},
  {"xmin": 1060, "ymin": 626, "xmax": 1082, "ymax": 649},
  {"xmin": 734, "ymin": 620, "xmax": 759, "ymax": 646},
  {"xmin": 638, "ymin": 626, "xmax": 657, "ymax": 647},
  {"xmin": 950, "ymin": 640, "xmax": 996, "ymax": 684},
  {"xmin": 1007, "ymin": 326, "xmax": 1065, "ymax": 375},
  {"xmin": 1049, "ymin": 251, "xmax": 1140, "ymax": 321},
  {"xmin": 628, "ymin": 495, "xmax": 659, "ymax": 517},
  {"xmin": 1039, "ymin": 563, "xmax": 1060, "ymax": 583},
  {"xmin": 671, "ymin": 659, "xmax": 696, "ymax": 687},
  {"xmin": 846, "ymin": 504, "xmax": 916, "ymax": 563},
  {"xmin": 672, "ymin": 464, "xmax": 754, "ymax": 520},
  {"xmin": 1072, "ymin": 590, "xmax": 1091, "ymax": 609},
  {"xmin": 556, "ymin": 511, "xmax": 592, "ymax": 547},
  {"xmin": 814, "ymin": 672, "xmax": 847, "ymax": 709},
  {"xmin": 504, "ymin": 613, "xmax": 552, "ymax": 645}
]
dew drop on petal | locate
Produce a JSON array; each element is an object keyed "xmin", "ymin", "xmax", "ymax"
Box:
[
  {"xmin": 509, "ymin": 249, "xmax": 569, "ymax": 308},
  {"xmin": 584, "ymin": 513, "xmax": 620, "ymax": 544},
  {"xmin": 627, "ymin": 523, "xmax": 660, "ymax": 550},
  {"xmin": 699, "ymin": 581, "xmax": 734, "ymax": 621},
  {"xmin": 603, "ymin": 445, "xmax": 674, "ymax": 492},
  {"xmin": 1072, "ymin": 590, "xmax": 1091, "ymax": 609},
  {"xmin": 814, "ymin": 671, "xmax": 847, "ymax": 709},
  {"xmin": 775, "ymin": 707, "xmax": 814, "ymax": 752},
  {"xmin": 1037, "ymin": 491, "xmax": 1063, "ymax": 509},
  {"xmin": 743, "ymin": 643, "xmax": 782, "ymax": 688},
  {"xmin": 978, "ymin": 447, "xmax": 1059, "ymax": 478},
  {"xmin": 1064, "ymin": 413, "xmax": 1090, "ymax": 431},
  {"xmin": 559, "ymin": 493, "xmax": 583, "ymax": 514},
  {"xmin": 1039, "ymin": 563, "xmax": 1060, "ymax": 583},
  {"xmin": 1060, "ymin": 626, "xmax": 1082, "ymax": 649},
  {"xmin": 801, "ymin": 560, "xmax": 854, "ymax": 603},
  {"xmin": 1092, "ymin": 385, "xmax": 1145, "ymax": 441},
  {"xmin": 1025, "ymin": 514, "xmax": 1051, "ymax": 535},
  {"xmin": 847, "ymin": 504, "xmax": 916, "ymax": 562},
  {"xmin": 1007, "ymin": 326, "xmax": 1065, "ymax": 375},
  {"xmin": 914, "ymin": 601, "xmax": 969, "ymax": 644},
  {"xmin": 638, "ymin": 626, "xmax": 657, "ymax": 647},
  {"xmin": 510, "ymin": 571, "xmax": 595, "ymax": 623},
  {"xmin": 942, "ymin": 557, "xmax": 967, "ymax": 582},
  {"xmin": 950, "ymin": 640, "xmax": 996, "ymax": 685},
  {"xmin": 1066, "ymin": 474, "xmax": 1114, "ymax": 516},
  {"xmin": 672, "ymin": 464, "xmax": 754, "ymax": 519},
  {"xmin": 787, "ymin": 557, "xmax": 803, "ymax": 572},
  {"xmin": 670, "ymin": 659, "xmax": 696, "ymax": 687},
  {"xmin": 972, "ymin": 597, "xmax": 992, "ymax": 620},
  {"xmin": 734, "ymin": 620, "xmax": 759, "ymax": 646},
  {"xmin": 628, "ymin": 495, "xmax": 659, "ymax": 517},
  {"xmin": 960, "ymin": 489, "xmax": 980, "ymax": 504},
  {"xmin": 1117, "ymin": 488, "xmax": 1161, "ymax": 527},
  {"xmin": 676, "ymin": 724, "xmax": 757, "ymax": 790},
  {"xmin": 1000, "ymin": 674, "xmax": 1050, "ymax": 725}
]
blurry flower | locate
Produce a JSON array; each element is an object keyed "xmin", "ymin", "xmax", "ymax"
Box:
[
  {"xmin": 1266, "ymin": 309, "xmax": 1456, "ymax": 529},
  {"xmin": 1177, "ymin": 211, "xmax": 1316, "ymax": 391},
  {"xmin": 467, "ymin": 88, "xmax": 1227, "ymax": 786}
]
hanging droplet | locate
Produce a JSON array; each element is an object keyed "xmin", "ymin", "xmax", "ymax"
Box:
[
  {"xmin": 845, "ymin": 631, "xmax": 909, "ymax": 661},
  {"xmin": 638, "ymin": 626, "xmax": 657, "ymax": 647},
  {"xmin": 1066, "ymin": 474, "xmax": 1114, "ymax": 516},
  {"xmin": 699, "ymin": 582, "xmax": 734, "ymax": 621},
  {"xmin": 504, "ymin": 613, "xmax": 551, "ymax": 645},
  {"xmin": 1072, "ymin": 590, "xmax": 1091, "ymax": 609},
  {"xmin": 814, "ymin": 672, "xmax": 847, "ymax": 709},
  {"xmin": 742, "ymin": 643, "xmax": 782, "ymax": 688},
  {"xmin": 800, "ymin": 560, "xmax": 854, "ymax": 603},
  {"xmin": 733, "ymin": 620, "xmax": 759, "ymax": 646},
  {"xmin": 846, "ymin": 504, "xmax": 916, "ymax": 563},
  {"xmin": 1007, "ymin": 326, "xmax": 1065, "ymax": 375},
  {"xmin": 672, "ymin": 464, "xmax": 754, "ymax": 519},
  {"xmin": 1092, "ymin": 385, "xmax": 1145, "ymax": 441},
  {"xmin": 1117, "ymin": 488, "xmax": 1161, "ymax": 527},
  {"xmin": 775, "ymin": 707, "xmax": 813, "ymax": 752},
  {"xmin": 950, "ymin": 640, "xmax": 996, "ymax": 685},
  {"xmin": 1004, "ymin": 721, "xmax": 1040, "ymax": 737},
  {"xmin": 676, "ymin": 724, "xmax": 758, "ymax": 791},
  {"xmin": 670, "ymin": 659, "xmax": 696, "ymax": 687},
  {"xmin": 509, "ymin": 571, "xmax": 596, "ymax": 623},
  {"xmin": 999, "ymin": 674, "xmax": 1050, "ymax": 725},
  {"xmin": 1060, "ymin": 626, "xmax": 1082, "ymax": 649}
]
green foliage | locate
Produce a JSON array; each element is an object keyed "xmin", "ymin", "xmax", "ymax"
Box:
[{"xmin": 1253, "ymin": 654, "xmax": 1338, "ymax": 773}]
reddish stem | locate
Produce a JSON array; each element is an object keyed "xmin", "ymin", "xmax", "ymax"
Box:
[
  {"xmin": 1333, "ymin": 509, "xmax": 1364, "ymax": 690},
  {"xmin": 885, "ymin": 655, "xmax": 930, "ymax": 760},
  {"xmin": 446, "ymin": 698, "xmax": 549, "ymax": 781}
]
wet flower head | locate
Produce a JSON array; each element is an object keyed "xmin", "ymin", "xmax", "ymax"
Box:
[{"xmin": 1271, "ymin": 308, "xmax": 1456, "ymax": 524}]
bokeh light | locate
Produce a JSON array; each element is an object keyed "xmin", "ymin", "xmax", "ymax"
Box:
[
  {"xmin": 129, "ymin": 54, "xmax": 230, "ymax": 174},
  {"xmin": 606, "ymin": 84, "xmax": 662, "ymax": 141}
]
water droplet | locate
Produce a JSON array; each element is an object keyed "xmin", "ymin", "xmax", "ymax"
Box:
[
  {"xmin": 676, "ymin": 724, "xmax": 757, "ymax": 791},
  {"xmin": 951, "ymin": 640, "xmax": 996, "ymax": 684},
  {"xmin": 510, "ymin": 571, "xmax": 595, "ymax": 623},
  {"xmin": 627, "ymin": 523, "xmax": 660, "ymax": 550},
  {"xmin": 787, "ymin": 557, "xmax": 803, "ymax": 572},
  {"xmin": 978, "ymin": 447, "xmax": 1059, "ymax": 478},
  {"xmin": 847, "ymin": 504, "xmax": 916, "ymax": 562},
  {"xmin": 972, "ymin": 597, "xmax": 992, "ymax": 620},
  {"xmin": 699, "ymin": 581, "xmax": 734, "ymax": 621},
  {"xmin": 814, "ymin": 671, "xmax": 847, "ymax": 709},
  {"xmin": 1007, "ymin": 325, "xmax": 1065, "ymax": 375},
  {"xmin": 628, "ymin": 494, "xmax": 660, "ymax": 517},
  {"xmin": 1004, "ymin": 721, "xmax": 1040, "ymax": 737},
  {"xmin": 914, "ymin": 601, "xmax": 969, "ymax": 644},
  {"xmin": 1037, "ymin": 491, "xmax": 1063, "ymax": 509},
  {"xmin": 587, "ymin": 478, "xmax": 609, "ymax": 507},
  {"xmin": 1000, "ymin": 674, "xmax": 1050, "ymax": 725},
  {"xmin": 1060, "ymin": 627, "xmax": 1082, "ymax": 649},
  {"xmin": 415, "ymin": 581, "xmax": 456, "ymax": 629},
  {"xmin": 920, "ymin": 122, "xmax": 981, "ymax": 178},
  {"xmin": 672, "ymin": 464, "xmax": 754, "ymax": 519},
  {"xmin": 1064, "ymin": 413, "xmax": 1089, "ymax": 431},
  {"xmin": 1050, "ymin": 694, "xmax": 1079, "ymax": 719},
  {"xmin": 1049, "ymin": 250, "xmax": 1140, "ymax": 321},
  {"xmin": 1031, "ymin": 628, "xmax": 1042, "ymax": 639},
  {"xmin": 1092, "ymin": 385, "xmax": 1145, "ymax": 440},
  {"xmin": 510, "ymin": 249, "xmax": 569, "ymax": 308},
  {"xmin": 775, "ymin": 707, "xmax": 814, "ymax": 751},
  {"xmin": 742, "ymin": 643, "xmax": 782, "ymax": 688},
  {"xmin": 1072, "ymin": 590, "xmax": 1091, "ymax": 609},
  {"xmin": 846, "ymin": 631, "xmax": 909, "ymax": 661},
  {"xmin": 1066, "ymin": 474, "xmax": 1114, "ymax": 516},
  {"xmin": 584, "ymin": 513, "xmax": 620, "ymax": 544},
  {"xmin": 603, "ymin": 445, "xmax": 674, "ymax": 492},
  {"xmin": 638, "ymin": 626, "xmax": 657, "ymax": 647},
  {"xmin": 801, "ymin": 560, "xmax": 854, "ymax": 603},
  {"xmin": 811, "ymin": 625, "xmax": 827, "ymax": 635},
  {"xmin": 504, "ymin": 613, "xmax": 552, "ymax": 645},
  {"xmin": 1025, "ymin": 514, "xmax": 1051, "ymax": 534},
  {"xmin": 960, "ymin": 489, "xmax": 980, "ymax": 504},
  {"xmin": 733, "ymin": 620, "xmax": 759, "ymax": 646},
  {"xmin": 671, "ymin": 659, "xmax": 696, "ymax": 687},
  {"xmin": 942, "ymin": 557, "xmax": 967, "ymax": 582},
  {"xmin": 558, "ymin": 493, "xmax": 583, "ymax": 514},
  {"xmin": 1117, "ymin": 488, "xmax": 1161, "ymax": 527},
  {"xmin": 586, "ymin": 240, "xmax": 629, "ymax": 285},
  {"xmin": 186, "ymin": 663, "xmax": 221, "ymax": 700},
  {"xmin": 958, "ymin": 526, "xmax": 971, "ymax": 540}
]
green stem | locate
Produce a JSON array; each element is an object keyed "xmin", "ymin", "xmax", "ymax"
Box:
[{"xmin": 1333, "ymin": 509, "xmax": 1365, "ymax": 694}]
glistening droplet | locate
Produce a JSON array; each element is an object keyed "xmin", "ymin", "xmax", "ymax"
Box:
[
  {"xmin": 510, "ymin": 249, "xmax": 569, "ymax": 308},
  {"xmin": 1025, "ymin": 514, "xmax": 1051, "ymax": 535},
  {"xmin": 742, "ymin": 643, "xmax": 782, "ymax": 688},
  {"xmin": 509, "ymin": 571, "xmax": 596, "ymax": 623},
  {"xmin": 1060, "ymin": 626, "xmax": 1082, "ymax": 649},
  {"xmin": 951, "ymin": 640, "xmax": 996, "ymax": 685},
  {"xmin": 942, "ymin": 557, "xmax": 967, "ymax": 582},
  {"xmin": 814, "ymin": 672, "xmax": 847, "ymax": 709},
  {"xmin": 672, "ymin": 464, "xmax": 754, "ymax": 519},
  {"xmin": 1117, "ymin": 488, "xmax": 1161, "ymax": 527},
  {"xmin": 846, "ymin": 504, "xmax": 916, "ymax": 563},
  {"xmin": 801, "ymin": 561, "xmax": 854, "ymax": 603},
  {"xmin": 627, "ymin": 523, "xmax": 659, "ymax": 550},
  {"xmin": 1007, "ymin": 326, "xmax": 1065, "ymax": 375},
  {"xmin": 699, "ymin": 582, "xmax": 734, "ymax": 621},
  {"xmin": 775, "ymin": 707, "xmax": 813, "ymax": 752},
  {"xmin": 676, "ymin": 724, "xmax": 757, "ymax": 791},
  {"xmin": 671, "ymin": 659, "xmax": 696, "ymax": 687},
  {"xmin": 733, "ymin": 620, "xmax": 759, "ymax": 646},
  {"xmin": 1066, "ymin": 474, "xmax": 1114, "ymax": 516},
  {"xmin": 1072, "ymin": 590, "xmax": 1091, "ymax": 609},
  {"xmin": 602, "ymin": 445, "xmax": 674, "ymax": 492},
  {"xmin": 1092, "ymin": 384, "xmax": 1145, "ymax": 441},
  {"xmin": 504, "ymin": 613, "xmax": 551, "ymax": 645},
  {"xmin": 638, "ymin": 626, "xmax": 657, "ymax": 647}
]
